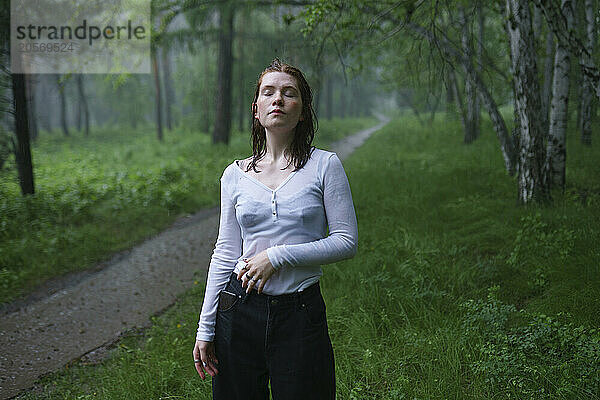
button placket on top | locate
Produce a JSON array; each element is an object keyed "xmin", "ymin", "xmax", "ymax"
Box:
[{"xmin": 271, "ymin": 192, "xmax": 277, "ymax": 219}]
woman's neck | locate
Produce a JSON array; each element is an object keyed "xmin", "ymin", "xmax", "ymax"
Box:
[{"xmin": 263, "ymin": 128, "xmax": 294, "ymax": 164}]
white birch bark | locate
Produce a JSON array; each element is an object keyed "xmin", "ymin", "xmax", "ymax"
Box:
[
  {"xmin": 507, "ymin": 0, "xmax": 548, "ymax": 203},
  {"xmin": 580, "ymin": 0, "xmax": 595, "ymax": 145},
  {"xmin": 534, "ymin": 0, "xmax": 600, "ymax": 100},
  {"xmin": 541, "ymin": 29, "xmax": 555, "ymax": 132},
  {"xmin": 544, "ymin": 0, "xmax": 574, "ymax": 191},
  {"xmin": 504, "ymin": 0, "xmax": 521, "ymax": 174}
]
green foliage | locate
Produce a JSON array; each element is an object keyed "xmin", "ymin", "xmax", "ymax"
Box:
[
  {"xmin": 505, "ymin": 212, "xmax": 577, "ymax": 296},
  {"xmin": 507, "ymin": 212, "xmax": 576, "ymax": 268},
  {"xmin": 0, "ymin": 124, "xmax": 12, "ymax": 171},
  {"xmin": 461, "ymin": 286, "xmax": 517, "ymax": 336},
  {"xmin": 300, "ymin": 1, "xmax": 337, "ymax": 35},
  {"xmin": 462, "ymin": 287, "xmax": 600, "ymax": 399}
]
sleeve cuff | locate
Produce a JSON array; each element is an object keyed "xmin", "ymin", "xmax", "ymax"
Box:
[{"xmin": 196, "ymin": 331, "xmax": 215, "ymax": 342}]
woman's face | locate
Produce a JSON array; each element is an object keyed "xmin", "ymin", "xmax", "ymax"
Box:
[{"xmin": 254, "ymin": 71, "xmax": 304, "ymax": 134}]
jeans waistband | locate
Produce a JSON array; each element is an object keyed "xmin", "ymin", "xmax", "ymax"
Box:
[{"xmin": 227, "ymin": 271, "xmax": 321, "ymax": 305}]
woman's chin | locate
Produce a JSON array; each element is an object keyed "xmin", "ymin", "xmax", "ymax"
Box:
[{"xmin": 263, "ymin": 122, "xmax": 298, "ymax": 134}]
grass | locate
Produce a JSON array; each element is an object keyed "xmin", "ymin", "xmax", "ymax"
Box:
[
  {"xmin": 0, "ymin": 116, "xmax": 377, "ymax": 305},
  {"xmin": 15, "ymin": 112, "xmax": 600, "ymax": 399}
]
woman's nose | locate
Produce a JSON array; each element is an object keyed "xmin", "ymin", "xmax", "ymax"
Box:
[{"xmin": 273, "ymin": 92, "xmax": 284, "ymax": 104}]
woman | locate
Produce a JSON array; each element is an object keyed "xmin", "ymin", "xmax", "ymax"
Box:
[{"xmin": 193, "ymin": 58, "xmax": 358, "ymax": 400}]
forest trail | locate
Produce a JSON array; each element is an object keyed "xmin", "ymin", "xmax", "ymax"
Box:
[{"xmin": 0, "ymin": 115, "xmax": 389, "ymax": 399}]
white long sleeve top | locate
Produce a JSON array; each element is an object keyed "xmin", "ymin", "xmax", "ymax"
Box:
[{"xmin": 196, "ymin": 147, "xmax": 358, "ymax": 342}]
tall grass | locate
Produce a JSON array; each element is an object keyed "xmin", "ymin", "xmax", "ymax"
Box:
[
  {"xmin": 18, "ymin": 114, "xmax": 600, "ymax": 399},
  {"xmin": 0, "ymin": 117, "xmax": 376, "ymax": 304}
]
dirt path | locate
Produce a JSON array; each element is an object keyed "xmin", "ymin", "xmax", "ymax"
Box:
[{"xmin": 0, "ymin": 116, "xmax": 389, "ymax": 399}]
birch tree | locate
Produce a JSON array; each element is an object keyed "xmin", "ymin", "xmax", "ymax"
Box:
[
  {"xmin": 506, "ymin": 0, "xmax": 549, "ymax": 203},
  {"xmin": 580, "ymin": 0, "xmax": 596, "ymax": 145},
  {"xmin": 544, "ymin": 0, "xmax": 574, "ymax": 192},
  {"xmin": 534, "ymin": 0, "xmax": 600, "ymax": 100},
  {"xmin": 541, "ymin": 28, "xmax": 554, "ymax": 133}
]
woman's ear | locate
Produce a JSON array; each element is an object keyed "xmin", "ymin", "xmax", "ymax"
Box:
[{"xmin": 252, "ymin": 103, "xmax": 257, "ymax": 118}]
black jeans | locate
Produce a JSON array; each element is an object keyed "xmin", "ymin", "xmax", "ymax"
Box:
[{"xmin": 212, "ymin": 272, "xmax": 336, "ymax": 400}]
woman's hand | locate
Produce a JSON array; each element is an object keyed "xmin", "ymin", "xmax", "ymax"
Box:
[
  {"xmin": 193, "ymin": 340, "xmax": 219, "ymax": 379},
  {"xmin": 237, "ymin": 250, "xmax": 276, "ymax": 294}
]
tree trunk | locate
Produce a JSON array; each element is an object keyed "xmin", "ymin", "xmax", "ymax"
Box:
[
  {"xmin": 533, "ymin": 2, "xmax": 543, "ymax": 41},
  {"xmin": 459, "ymin": 6, "xmax": 477, "ymax": 143},
  {"xmin": 535, "ymin": 0, "xmax": 600, "ymax": 100},
  {"xmin": 77, "ymin": 74, "xmax": 90, "ymax": 136},
  {"xmin": 152, "ymin": 46, "xmax": 163, "ymax": 141},
  {"xmin": 544, "ymin": 0, "xmax": 573, "ymax": 192},
  {"xmin": 202, "ymin": 43, "xmax": 211, "ymax": 134},
  {"xmin": 541, "ymin": 29, "xmax": 555, "ymax": 133},
  {"xmin": 237, "ymin": 10, "xmax": 246, "ymax": 132},
  {"xmin": 507, "ymin": 0, "xmax": 549, "ymax": 204},
  {"xmin": 76, "ymin": 76, "xmax": 81, "ymax": 132},
  {"xmin": 427, "ymin": 92, "xmax": 440, "ymax": 125},
  {"xmin": 161, "ymin": 46, "xmax": 174, "ymax": 131},
  {"xmin": 76, "ymin": 96, "xmax": 82, "ymax": 132},
  {"xmin": 56, "ymin": 75, "xmax": 70, "ymax": 137},
  {"xmin": 25, "ymin": 74, "xmax": 38, "ymax": 141},
  {"xmin": 12, "ymin": 68, "xmax": 35, "ymax": 195},
  {"xmin": 237, "ymin": 52, "xmax": 245, "ymax": 132},
  {"xmin": 474, "ymin": 0, "xmax": 483, "ymax": 138},
  {"xmin": 213, "ymin": 0, "xmax": 234, "ymax": 144},
  {"xmin": 581, "ymin": 0, "xmax": 596, "ymax": 145},
  {"xmin": 505, "ymin": 0, "xmax": 522, "ymax": 152},
  {"xmin": 575, "ymin": 65, "xmax": 583, "ymax": 132},
  {"xmin": 450, "ymin": 69, "xmax": 468, "ymax": 134},
  {"xmin": 445, "ymin": 70, "xmax": 457, "ymax": 118}
]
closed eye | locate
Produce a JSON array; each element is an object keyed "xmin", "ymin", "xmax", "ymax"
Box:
[{"xmin": 261, "ymin": 88, "xmax": 297, "ymax": 97}]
